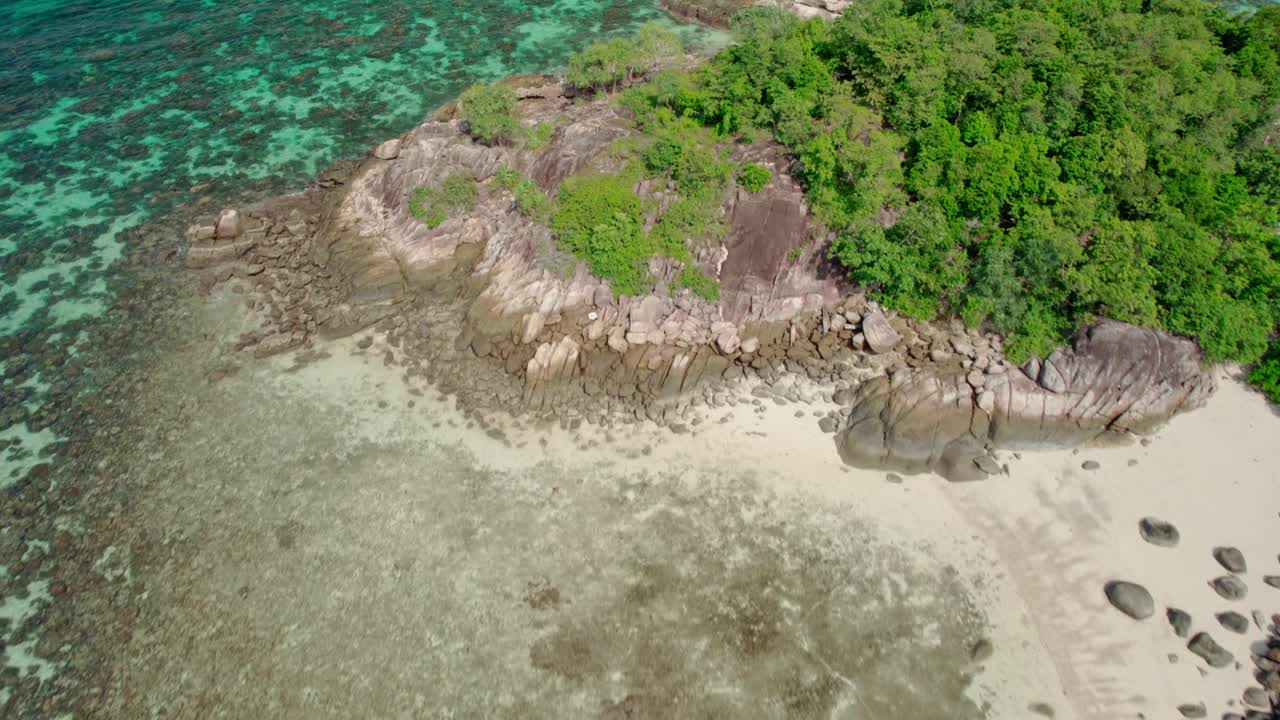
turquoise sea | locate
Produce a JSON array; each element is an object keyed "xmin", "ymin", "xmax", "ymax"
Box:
[{"xmin": 0, "ymin": 0, "xmax": 719, "ymax": 485}]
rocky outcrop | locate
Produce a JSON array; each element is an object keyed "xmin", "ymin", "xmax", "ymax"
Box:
[
  {"xmin": 834, "ymin": 320, "xmax": 1215, "ymax": 481},
  {"xmin": 183, "ymin": 72, "xmax": 1215, "ymax": 470}
]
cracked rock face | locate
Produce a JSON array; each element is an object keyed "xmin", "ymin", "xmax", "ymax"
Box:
[{"xmin": 834, "ymin": 320, "xmax": 1214, "ymax": 481}]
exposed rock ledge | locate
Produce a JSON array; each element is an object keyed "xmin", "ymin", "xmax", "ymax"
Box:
[
  {"xmin": 183, "ymin": 75, "xmax": 1214, "ymax": 479},
  {"xmin": 836, "ymin": 320, "xmax": 1215, "ymax": 481}
]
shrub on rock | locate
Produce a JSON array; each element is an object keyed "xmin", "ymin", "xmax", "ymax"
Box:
[{"xmin": 459, "ymin": 83, "xmax": 518, "ymax": 145}]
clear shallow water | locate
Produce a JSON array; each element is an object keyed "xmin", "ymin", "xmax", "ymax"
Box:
[
  {"xmin": 0, "ymin": 2, "xmax": 717, "ymax": 706},
  {"xmin": 0, "ymin": 0, "xmax": 711, "ymax": 332},
  {"xmin": 0, "ymin": 0, "xmax": 717, "ymax": 484}
]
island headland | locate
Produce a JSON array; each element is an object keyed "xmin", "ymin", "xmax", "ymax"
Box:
[{"xmin": 182, "ymin": 69, "xmax": 1215, "ymax": 481}]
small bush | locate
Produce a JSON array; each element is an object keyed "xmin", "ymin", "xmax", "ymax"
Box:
[
  {"xmin": 642, "ymin": 129, "xmax": 731, "ymax": 193},
  {"xmin": 523, "ymin": 122, "xmax": 554, "ymax": 151},
  {"xmin": 459, "ymin": 83, "xmax": 518, "ymax": 145},
  {"xmin": 738, "ymin": 163, "xmax": 771, "ymax": 192},
  {"xmin": 493, "ymin": 167, "xmax": 553, "ymax": 223},
  {"xmin": 787, "ymin": 245, "xmax": 804, "ymax": 263},
  {"xmin": 1249, "ymin": 340, "xmax": 1280, "ymax": 404},
  {"xmin": 552, "ymin": 173, "xmax": 655, "ymax": 297},
  {"xmin": 673, "ymin": 265, "xmax": 720, "ymax": 301},
  {"xmin": 568, "ymin": 38, "xmax": 637, "ymax": 92},
  {"xmin": 650, "ymin": 191, "xmax": 727, "ymax": 254},
  {"xmin": 408, "ymin": 175, "xmax": 477, "ymax": 228}
]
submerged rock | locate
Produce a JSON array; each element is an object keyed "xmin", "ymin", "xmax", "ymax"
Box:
[{"xmin": 1104, "ymin": 581, "xmax": 1154, "ymax": 620}]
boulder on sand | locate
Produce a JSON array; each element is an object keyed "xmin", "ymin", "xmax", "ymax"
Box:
[
  {"xmin": 1104, "ymin": 580, "xmax": 1154, "ymax": 620},
  {"xmin": 835, "ymin": 320, "xmax": 1213, "ymax": 481},
  {"xmin": 1213, "ymin": 546, "xmax": 1247, "ymax": 574},
  {"xmin": 1187, "ymin": 632, "xmax": 1234, "ymax": 668},
  {"xmin": 1211, "ymin": 575, "xmax": 1248, "ymax": 601},
  {"xmin": 1167, "ymin": 607, "xmax": 1192, "ymax": 638},
  {"xmin": 1139, "ymin": 517, "xmax": 1180, "ymax": 547}
]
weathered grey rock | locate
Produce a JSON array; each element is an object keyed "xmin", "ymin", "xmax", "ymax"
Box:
[
  {"xmin": 1264, "ymin": 575, "xmax": 1280, "ymax": 589},
  {"xmin": 860, "ymin": 310, "xmax": 900, "ymax": 354},
  {"xmin": 1038, "ymin": 355, "xmax": 1068, "ymax": 393},
  {"xmin": 1176, "ymin": 702, "xmax": 1206, "ymax": 718},
  {"xmin": 1214, "ymin": 546, "xmax": 1247, "ymax": 574},
  {"xmin": 885, "ymin": 472, "xmax": 903, "ymax": 484},
  {"xmin": 1104, "ymin": 580, "xmax": 1154, "ymax": 620},
  {"xmin": 373, "ymin": 138, "xmax": 401, "ymax": 160},
  {"xmin": 1167, "ymin": 607, "xmax": 1192, "ymax": 638},
  {"xmin": 1242, "ymin": 687, "xmax": 1271, "ymax": 709},
  {"xmin": 817, "ymin": 415, "xmax": 838, "ymax": 433},
  {"xmin": 1217, "ymin": 611, "xmax": 1249, "ymax": 634},
  {"xmin": 1081, "ymin": 460, "xmax": 1100, "ymax": 471},
  {"xmin": 1261, "ymin": 668, "xmax": 1280, "ymax": 691},
  {"xmin": 215, "ymin": 208, "xmax": 241, "ymax": 239},
  {"xmin": 715, "ymin": 331, "xmax": 740, "ymax": 354},
  {"xmin": 1211, "ymin": 575, "xmax": 1248, "ymax": 601},
  {"xmin": 973, "ymin": 454, "xmax": 1003, "ymax": 475},
  {"xmin": 1253, "ymin": 610, "xmax": 1269, "ymax": 631},
  {"xmin": 1187, "ymin": 632, "xmax": 1234, "ymax": 668},
  {"xmin": 834, "ymin": 320, "xmax": 1212, "ymax": 481},
  {"xmin": 1139, "ymin": 517, "xmax": 1180, "ymax": 547}
]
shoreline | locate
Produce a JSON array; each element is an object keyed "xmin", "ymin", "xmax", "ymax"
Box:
[{"xmin": 54, "ymin": 280, "xmax": 1280, "ymax": 719}]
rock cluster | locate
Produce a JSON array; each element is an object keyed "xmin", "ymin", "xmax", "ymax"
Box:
[{"xmin": 833, "ymin": 320, "xmax": 1214, "ymax": 481}]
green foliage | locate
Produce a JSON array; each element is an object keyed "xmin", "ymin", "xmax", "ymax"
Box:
[
  {"xmin": 1249, "ymin": 339, "xmax": 1280, "ymax": 403},
  {"xmin": 523, "ymin": 122, "xmax": 554, "ymax": 151},
  {"xmin": 551, "ymin": 173, "xmax": 655, "ymax": 297},
  {"xmin": 640, "ymin": 116, "xmax": 734, "ymax": 193},
  {"xmin": 628, "ymin": 0, "xmax": 1280, "ymax": 391},
  {"xmin": 459, "ymin": 83, "xmax": 518, "ymax": 145},
  {"xmin": 567, "ymin": 22, "xmax": 683, "ymax": 92},
  {"xmin": 493, "ymin": 167, "xmax": 553, "ymax": 223},
  {"xmin": 407, "ymin": 175, "xmax": 477, "ymax": 228},
  {"xmin": 673, "ymin": 265, "xmax": 721, "ymax": 300},
  {"xmin": 651, "ymin": 190, "xmax": 728, "ymax": 254},
  {"xmin": 737, "ymin": 162, "xmax": 771, "ymax": 192},
  {"xmin": 787, "ymin": 245, "xmax": 805, "ymax": 262}
]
